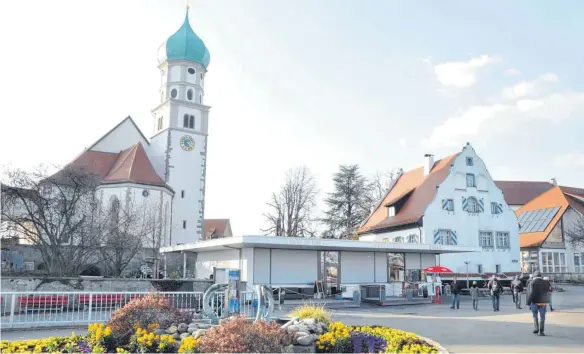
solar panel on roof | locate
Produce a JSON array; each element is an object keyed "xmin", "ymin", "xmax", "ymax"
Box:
[{"xmin": 518, "ymin": 206, "xmax": 562, "ymax": 234}]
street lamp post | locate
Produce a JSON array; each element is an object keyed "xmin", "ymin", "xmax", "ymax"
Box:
[{"xmin": 464, "ymin": 261, "xmax": 471, "ymax": 289}]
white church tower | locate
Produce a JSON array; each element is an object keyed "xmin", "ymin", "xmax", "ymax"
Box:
[{"xmin": 150, "ymin": 8, "xmax": 210, "ymax": 245}]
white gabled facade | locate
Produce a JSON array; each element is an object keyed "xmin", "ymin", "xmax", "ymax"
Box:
[
  {"xmin": 423, "ymin": 145, "xmax": 520, "ymax": 274},
  {"xmin": 360, "ymin": 144, "xmax": 521, "ymax": 275}
]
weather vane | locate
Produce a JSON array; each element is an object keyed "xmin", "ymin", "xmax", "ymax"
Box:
[{"xmin": 185, "ymin": 0, "xmax": 190, "ymax": 11}]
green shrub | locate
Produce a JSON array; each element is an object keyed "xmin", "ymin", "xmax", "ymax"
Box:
[{"xmin": 289, "ymin": 303, "xmax": 332, "ymax": 324}]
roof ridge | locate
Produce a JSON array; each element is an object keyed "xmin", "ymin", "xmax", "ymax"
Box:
[{"xmin": 105, "ymin": 144, "xmax": 139, "ymax": 181}]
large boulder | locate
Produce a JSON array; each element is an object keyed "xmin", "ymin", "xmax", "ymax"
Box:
[
  {"xmin": 296, "ymin": 335, "xmax": 314, "ymax": 346},
  {"xmin": 180, "ymin": 333, "xmax": 190, "ymax": 339},
  {"xmin": 193, "ymin": 329, "xmax": 207, "ymax": 339},
  {"xmin": 166, "ymin": 326, "xmax": 178, "ymax": 334},
  {"xmin": 302, "ymin": 318, "xmax": 316, "ymax": 326},
  {"xmin": 178, "ymin": 323, "xmax": 188, "ymax": 333}
]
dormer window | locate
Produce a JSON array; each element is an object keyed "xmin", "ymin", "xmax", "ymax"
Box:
[
  {"xmin": 388, "ymin": 206, "xmax": 395, "ymax": 217},
  {"xmin": 466, "ymin": 173, "xmax": 476, "ymax": 187},
  {"xmin": 466, "ymin": 157, "xmax": 474, "ymax": 166}
]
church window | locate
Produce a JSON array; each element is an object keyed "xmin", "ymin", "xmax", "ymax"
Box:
[
  {"xmin": 199, "ymin": 94, "xmax": 202, "ymax": 103},
  {"xmin": 171, "ymin": 88, "xmax": 177, "ymax": 98},
  {"xmin": 109, "ymin": 196, "xmax": 120, "ymax": 227},
  {"xmin": 181, "ymin": 190, "xmax": 185, "ymax": 198},
  {"xmin": 183, "ymin": 220, "xmax": 187, "ymax": 229},
  {"xmin": 157, "ymin": 117, "xmax": 163, "ymax": 130},
  {"xmin": 188, "ymin": 67, "xmax": 195, "ymax": 75},
  {"xmin": 189, "ymin": 115, "xmax": 195, "ymax": 129},
  {"xmin": 187, "ymin": 89, "xmax": 193, "ymax": 101},
  {"xmin": 183, "ymin": 114, "xmax": 189, "ymax": 128},
  {"xmin": 466, "ymin": 157, "xmax": 474, "ymax": 166}
]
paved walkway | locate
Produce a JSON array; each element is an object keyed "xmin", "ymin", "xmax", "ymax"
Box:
[
  {"xmin": 332, "ymin": 285, "xmax": 584, "ymax": 353},
  {"xmin": 2, "ymin": 285, "xmax": 583, "ymax": 352}
]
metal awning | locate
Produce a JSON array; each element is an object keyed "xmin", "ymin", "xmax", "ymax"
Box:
[{"xmin": 160, "ymin": 235, "xmax": 481, "ymax": 254}]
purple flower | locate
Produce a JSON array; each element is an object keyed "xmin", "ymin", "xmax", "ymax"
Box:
[
  {"xmin": 77, "ymin": 341, "xmax": 92, "ymax": 353},
  {"xmin": 349, "ymin": 332, "xmax": 387, "ymax": 353}
]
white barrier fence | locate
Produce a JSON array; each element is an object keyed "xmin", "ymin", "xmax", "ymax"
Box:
[{"xmin": 0, "ymin": 291, "xmax": 259, "ymax": 329}]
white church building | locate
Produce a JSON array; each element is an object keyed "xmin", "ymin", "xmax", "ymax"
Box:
[
  {"xmin": 48, "ymin": 11, "xmax": 212, "ymax": 246},
  {"xmin": 358, "ymin": 143, "xmax": 522, "ymax": 278}
]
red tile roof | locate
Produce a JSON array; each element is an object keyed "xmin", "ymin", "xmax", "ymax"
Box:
[
  {"xmin": 359, "ymin": 154, "xmax": 458, "ymax": 233},
  {"xmin": 495, "ymin": 181, "xmax": 554, "ymax": 206},
  {"xmin": 203, "ymin": 219, "xmax": 232, "ymax": 239},
  {"xmin": 102, "ymin": 144, "xmax": 165, "ymax": 186},
  {"xmin": 494, "ymin": 181, "xmax": 584, "ymax": 206},
  {"xmin": 64, "ymin": 144, "xmax": 166, "ymax": 188},
  {"xmin": 516, "ymin": 186, "xmax": 569, "ymax": 248}
]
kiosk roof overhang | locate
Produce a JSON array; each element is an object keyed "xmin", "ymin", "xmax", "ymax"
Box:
[{"xmin": 160, "ymin": 235, "xmax": 482, "ymax": 254}]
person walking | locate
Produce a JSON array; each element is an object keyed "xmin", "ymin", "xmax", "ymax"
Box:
[
  {"xmin": 511, "ymin": 275, "xmax": 524, "ymax": 309},
  {"xmin": 527, "ymin": 271, "xmax": 550, "ymax": 336},
  {"xmin": 487, "ymin": 276, "xmax": 502, "ymax": 311},
  {"xmin": 470, "ymin": 281, "xmax": 479, "ymax": 310},
  {"xmin": 543, "ymin": 276, "xmax": 554, "ymax": 311},
  {"xmin": 450, "ymin": 278, "xmax": 461, "ymax": 310}
]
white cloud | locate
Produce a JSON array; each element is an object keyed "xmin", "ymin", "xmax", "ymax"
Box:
[
  {"xmin": 399, "ymin": 138, "xmax": 407, "ymax": 148},
  {"xmin": 433, "ymin": 55, "xmax": 501, "ymax": 88},
  {"xmin": 501, "ymin": 73, "xmax": 558, "ymax": 100},
  {"xmin": 554, "ymin": 151, "xmax": 584, "ymax": 167},
  {"xmin": 424, "ymin": 90, "xmax": 584, "ymax": 149},
  {"xmin": 505, "ymin": 68, "xmax": 521, "ymax": 76}
]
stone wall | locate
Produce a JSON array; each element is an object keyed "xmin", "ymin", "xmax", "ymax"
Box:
[{"xmin": 1, "ymin": 276, "xmax": 214, "ymax": 293}]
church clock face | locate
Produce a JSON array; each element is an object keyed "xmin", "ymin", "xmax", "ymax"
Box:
[{"xmin": 179, "ymin": 135, "xmax": 195, "ymax": 151}]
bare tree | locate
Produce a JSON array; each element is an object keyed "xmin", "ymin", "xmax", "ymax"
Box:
[
  {"xmin": 262, "ymin": 166, "xmax": 318, "ymax": 237},
  {"xmin": 1, "ymin": 165, "xmax": 102, "ymax": 276},
  {"xmin": 363, "ymin": 169, "xmax": 399, "ymax": 215},
  {"xmin": 565, "ymin": 214, "xmax": 584, "ymax": 249},
  {"xmin": 95, "ymin": 199, "xmax": 159, "ymax": 277}
]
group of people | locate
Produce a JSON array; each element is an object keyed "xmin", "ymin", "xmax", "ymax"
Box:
[{"xmin": 447, "ymin": 271, "xmax": 554, "ymax": 336}]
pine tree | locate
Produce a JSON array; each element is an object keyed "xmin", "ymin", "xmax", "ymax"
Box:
[{"xmin": 322, "ymin": 164, "xmax": 370, "ymax": 239}]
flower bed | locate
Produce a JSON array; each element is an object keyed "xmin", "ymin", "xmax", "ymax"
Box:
[
  {"xmin": 0, "ymin": 299, "xmax": 440, "ymax": 353},
  {"xmin": 316, "ymin": 322, "xmax": 438, "ymax": 353}
]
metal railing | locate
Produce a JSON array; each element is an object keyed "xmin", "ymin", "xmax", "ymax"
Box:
[{"xmin": 0, "ymin": 290, "xmax": 258, "ymax": 329}]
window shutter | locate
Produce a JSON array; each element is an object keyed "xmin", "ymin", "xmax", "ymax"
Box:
[
  {"xmin": 433, "ymin": 230, "xmax": 440, "ymax": 244},
  {"xmin": 478, "ymin": 198, "xmax": 484, "ymax": 212},
  {"xmin": 451, "ymin": 230, "xmax": 458, "ymax": 245},
  {"xmin": 462, "ymin": 197, "xmax": 467, "ymax": 212}
]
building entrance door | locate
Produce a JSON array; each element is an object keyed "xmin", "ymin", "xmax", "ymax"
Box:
[{"xmin": 319, "ymin": 251, "xmax": 340, "ymax": 297}]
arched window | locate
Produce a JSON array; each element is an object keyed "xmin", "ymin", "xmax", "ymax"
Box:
[
  {"xmin": 189, "ymin": 115, "xmax": 195, "ymax": 129},
  {"xmin": 157, "ymin": 117, "xmax": 163, "ymax": 130},
  {"xmin": 466, "ymin": 197, "xmax": 479, "ymax": 213},
  {"xmin": 109, "ymin": 196, "xmax": 120, "ymax": 226},
  {"xmin": 170, "ymin": 88, "xmax": 177, "ymax": 98},
  {"xmin": 187, "ymin": 89, "xmax": 193, "ymax": 101},
  {"xmin": 183, "ymin": 114, "xmax": 189, "ymax": 128}
]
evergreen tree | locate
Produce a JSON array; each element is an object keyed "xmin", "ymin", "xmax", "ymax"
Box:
[{"xmin": 322, "ymin": 164, "xmax": 370, "ymax": 239}]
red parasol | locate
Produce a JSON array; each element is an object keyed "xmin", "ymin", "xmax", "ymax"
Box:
[{"xmin": 423, "ymin": 266, "xmax": 453, "ymax": 273}]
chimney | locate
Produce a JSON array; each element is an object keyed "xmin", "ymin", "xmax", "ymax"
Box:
[
  {"xmin": 551, "ymin": 178, "xmax": 557, "ymax": 186},
  {"xmin": 424, "ymin": 153, "xmax": 435, "ymax": 176}
]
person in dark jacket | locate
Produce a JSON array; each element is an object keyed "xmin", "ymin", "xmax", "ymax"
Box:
[
  {"xmin": 487, "ymin": 276, "xmax": 503, "ymax": 311},
  {"xmin": 450, "ymin": 277, "xmax": 461, "ymax": 310},
  {"xmin": 511, "ymin": 275, "xmax": 524, "ymax": 309},
  {"xmin": 526, "ymin": 271, "xmax": 550, "ymax": 336}
]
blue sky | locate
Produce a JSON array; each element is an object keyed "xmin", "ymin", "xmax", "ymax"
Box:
[{"xmin": 1, "ymin": 0, "xmax": 583, "ymax": 235}]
